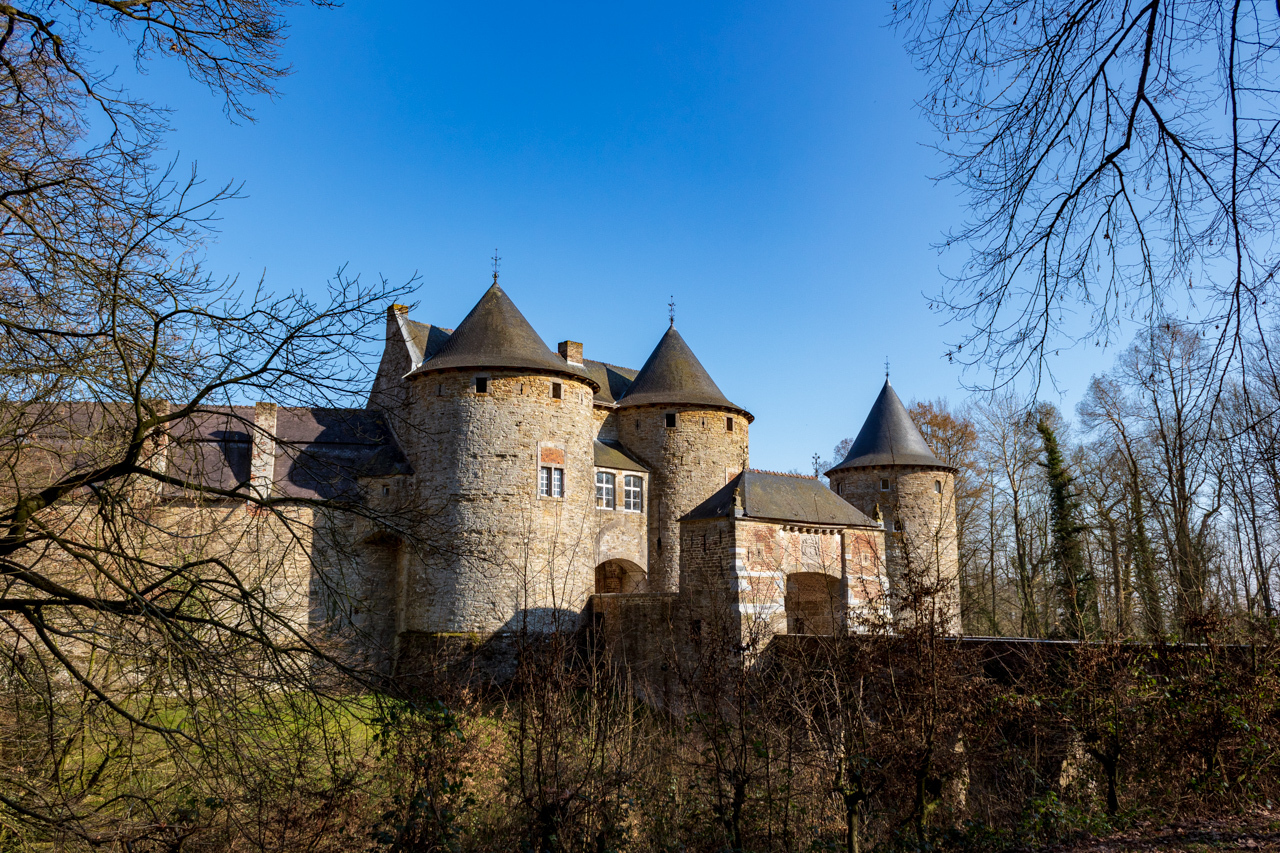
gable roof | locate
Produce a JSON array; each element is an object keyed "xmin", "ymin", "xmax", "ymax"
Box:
[
  {"xmin": 408, "ymin": 283, "xmax": 598, "ymax": 389},
  {"xmin": 401, "ymin": 317, "xmax": 453, "ymax": 368},
  {"xmin": 826, "ymin": 380, "xmax": 950, "ymax": 474},
  {"xmin": 616, "ymin": 325, "xmax": 750, "ymax": 419},
  {"xmin": 682, "ymin": 469, "xmax": 875, "ymax": 527},
  {"xmin": 167, "ymin": 406, "xmax": 412, "ymax": 500},
  {"xmin": 582, "ymin": 359, "xmax": 638, "ymax": 405}
]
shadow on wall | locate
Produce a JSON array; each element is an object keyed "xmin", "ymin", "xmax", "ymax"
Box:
[{"xmin": 394, "ymin": 607, "xmax": 587, "ymax": 697}]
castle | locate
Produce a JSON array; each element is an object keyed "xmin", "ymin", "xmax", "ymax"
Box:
[
  {"xmin": 342, "ymin": 278, "xmax": 961, "ymax": 671},
  {"xmin": 138, "ymin": 278, "xmax": 960, "ymax": 680}
]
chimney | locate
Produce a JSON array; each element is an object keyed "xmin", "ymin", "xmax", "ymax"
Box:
[
  {"xmin": 557, "ymin": 340, "xmax": 583, "ymax": 366},
  {"xmin": 251, "ymin": 402, "xmax": 278, "ymax": 501}
]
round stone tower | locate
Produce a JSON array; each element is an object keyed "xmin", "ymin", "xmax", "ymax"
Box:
[
  {"xmin": 613, "ymin": 322, "xmax": 751, "ymax": 592},
  {"xmin": 400, "ymin": 280, "xmax": 601, "ymax": 635},
  {"xmin": 826, "ymin": 379, "xmax": 960, "ymax": 633}
]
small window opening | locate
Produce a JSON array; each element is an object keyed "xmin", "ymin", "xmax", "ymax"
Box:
[
  {"xmin": 690, "ymin": 619, "xmax": 702, "ymax": 640},
  {"xmin": 381, "ymin": 485, "xmax": 390, "ymax": 497},
  {"xmin": 475, "ymin": 377, "xmax": 488, "ymax": 394},
  {"xmin": 880, "ymin": 478, "xmax": 890, "ymax": 491},
  {"xmin": 726, "ymin": 416, "xmax": 734, "ymax": 432},
  {"xmin": 436, "ymin": 384, "xmax": 443, "ymax": 396},
  {"xmin": 623, "ymin": 475, "xmax": 643, "ymax": 511},
  {"xmin": 935, "ymin": 479, "xmax": 942, "ymax": 494},
  {"xmin": 539, "ymin": 466, "xmax": 565, "ymax": 498},
  {"xmin": 665, "ymin": 413, "xmax": 676, "ymax": 428},
  {"xmin": 595, "ymin": 471, "xmax": 616, "ymax": 509},
  {"xmin": 551, "ymin": 382, "xmax": 562, "ymax": 400}
]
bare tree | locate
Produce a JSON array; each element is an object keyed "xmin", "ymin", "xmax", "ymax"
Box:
[
  {"xmin": 0, "ymin": 1, "xmax": 429, "ymax": 845},
  {"xmin": 896, "ymin": 0, "xmax": 1280, "ymax": 390}
]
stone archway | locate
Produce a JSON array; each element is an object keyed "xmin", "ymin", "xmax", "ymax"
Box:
[
  {"xmin": 785, "ymin": 572, "xmax": 843, "ymax": 635},
  {"xmin": 594, "ymin": 559, "xmax": 646, "ymax": 594}
]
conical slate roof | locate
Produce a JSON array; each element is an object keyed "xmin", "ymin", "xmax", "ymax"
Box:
[
  {"xmin": 409, "ymin": 283, "xmax": 597, "ymax": 389},
  {"xmin": 616, "ymin": 325, "xmax": 750, "ymax": 419},
  {"xmin": 826, "ymin": 379, "xmax": 951, "ymax": 473}
]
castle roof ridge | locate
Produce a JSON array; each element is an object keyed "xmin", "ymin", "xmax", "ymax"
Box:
[{"xmin": 748, "ymin": 468, "xmax": 817, "ymax": 480}]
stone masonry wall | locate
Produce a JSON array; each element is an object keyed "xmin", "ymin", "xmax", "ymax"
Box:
[
  {"xmin": 617, "ymin": 408, "xmax": 749, "ymax": 593},
  {"xmin": 828, "ymin": 465, "xmax": 960, "ymax": 632},
  {"xmin": 399, "ymin": 369, "xmax": 600, "ymax": 634},
  {"xmin": 677, "ymin": 516, "xmax": 740, "ymax": 651}
]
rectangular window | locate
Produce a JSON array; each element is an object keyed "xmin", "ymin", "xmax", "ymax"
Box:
[
  {"xmin": 596, "ymin": 471, "xmax": 615, "ymax": 509},
  {"xmin": 475, "ymin": 377, "xmax": 488, "ymax": 394},
  {"xmin": 540, "ymin": 466, "xmax": 565, "ymax": 498},
  {"xmin": 551, "ymin": 381, "xmax": 562, "ymax": 400},
  {"xmin": 880, "ymin": 478, "xmax": 890, "ymax": 491},
  {"xmin": 665, "ymin": 412, "xmax": 676, "ymax": 428},
  {"xmin": 623, "ymin": 475, "xmax": 643, "ymax": 511},
  {"xmin": 726, "ymin": 416, "xmax": 734, "ymax": 432},
  {"xmin": 935, "ymin": 479, "xmax": 942, "ymax": 494}
]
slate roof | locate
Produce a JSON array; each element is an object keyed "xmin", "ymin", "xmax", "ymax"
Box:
[
  {"xmin": 825, "ymin": 380, "xmax": 951, "ymax": 474},
  {"xmin": 4, "ymin": 403, "xmax": 410, "ymax": 501},
  {"xmin": 593, "ymin": 439, "xmax": 648, "ymax": 473},
  {"xmin": 401, "ymin": 317, "xmax": 453, "ymax": 368},
  {"xmin": 616, "ymin": 325, "xmax": 750, "ymax": 419},
  {"xmin": 408, "ymin": 283, "xmax": 598, "ymax": 389},
  {"xmin": 166, "ymin": 406, "xmax": 411, "ymax": 500},
  {"xmin": 682, "ymin": 469, "xmax": 876, "ymax": 527},
  {"xmin": 582, "ymin": 359, "xmax": 638, "ymax": 405}
]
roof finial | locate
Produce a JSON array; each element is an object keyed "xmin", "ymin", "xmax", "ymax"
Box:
[
  {"xmin": 491, "ymin": 249, "xmax": 501, "ymax": 285},
  {"xmin": 668, "ymin": 295, "xmax": 676, "ymax": 328},
  {"xmin": 884, "ymin": 356, "xmax": 890, "ymax": 381}
]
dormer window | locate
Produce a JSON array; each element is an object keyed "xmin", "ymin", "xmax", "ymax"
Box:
[
  {"xmin": 475, "ymin": 377, "xmax": 488, "ymax": 394},
  {"xmin": 551, "ymin": 381, "xmax": 562, "ymax": 400}
]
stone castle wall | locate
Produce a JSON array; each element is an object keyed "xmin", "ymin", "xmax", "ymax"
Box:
[
  {"xmin": 828, "ymin": 465, "xmax": 960, "ymax": 632},
  {"xmin": 398, "ymin": 369, "xmax": 600, "ymax": 634},
  {"xmin": 617, "ymin": 408, "xmax": 749, "ymax": 593}
]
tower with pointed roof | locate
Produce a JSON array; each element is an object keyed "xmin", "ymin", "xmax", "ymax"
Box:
[
  {"xmin": 377, "ymin": 281, "xmax": 606, "ymax": 645},
  {"xmin": 825, "ymin": 379, "xmax": 960, "ymax": 632},
  {"xmin": 611, "ymin": 321, "xmax": 752, "ymax": 592}
]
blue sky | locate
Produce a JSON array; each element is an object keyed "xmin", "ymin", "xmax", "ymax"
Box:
[{"xmin": 120, "ymin": 0, "xmax": 1119, "ymax": 471}]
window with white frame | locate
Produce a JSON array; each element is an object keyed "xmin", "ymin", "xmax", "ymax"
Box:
[
  {"xmin": 539, "ymin": 466, "xmax": 564, "ymax": 498},
  {"xmin": 595, "ymin": 472, "xmax": 615, "ymax": 509},
  {"xmin": 623, "ymin": 475, "xmax": 643, "ymax": 511}
]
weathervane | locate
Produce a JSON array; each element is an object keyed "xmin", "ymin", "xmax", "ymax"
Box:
[
  {"xmin": 491, "ymin": 249, "xmax": 501, "ymax": 284},
  {"xmin": 885, "ymin": 357, "xmax": 891, "ymax": 379},
  {"xmin": 668, "ymin": 295, "xmax": 676, "ymax": 327}
]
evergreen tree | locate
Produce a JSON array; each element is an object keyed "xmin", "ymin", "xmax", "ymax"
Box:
[
  {"xmin": 1037, "ymin": 415, "xmax": 1097, "ymax": 639},
  {"xmin": 1129, "ymin": 473, "xmax": 1165, "ymax": 639}
]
